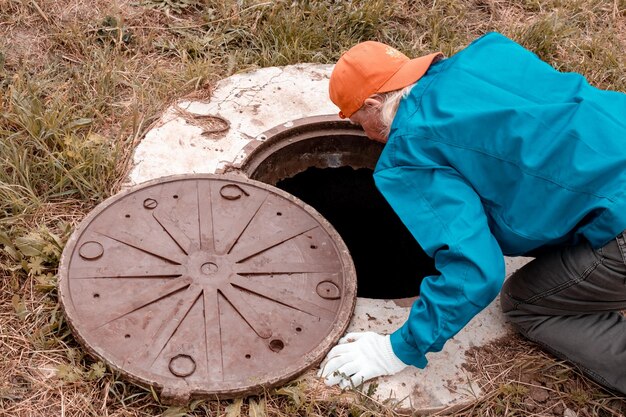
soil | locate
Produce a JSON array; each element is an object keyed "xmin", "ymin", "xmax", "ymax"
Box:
[{"xmin": 463, "ymin": 334, "xmax": 626, "ymax": 417}]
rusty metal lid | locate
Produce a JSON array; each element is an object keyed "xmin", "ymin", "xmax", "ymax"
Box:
[{"xmin": 58, "ymin": 174, "xmax": 356, "ymax": 403}]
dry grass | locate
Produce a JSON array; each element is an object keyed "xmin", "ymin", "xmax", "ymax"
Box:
[
  {"xmin": 444, "ymin": 334, "xmax": 626, "ymax": 417},
  {"xmin": 1, "ymin": 0, "xmax": 625, "ymax": 416}
]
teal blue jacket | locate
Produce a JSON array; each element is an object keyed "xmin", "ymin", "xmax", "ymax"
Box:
[{"xmin": 374, "ymin": 32, "xmax": 626, "ymax": 367}]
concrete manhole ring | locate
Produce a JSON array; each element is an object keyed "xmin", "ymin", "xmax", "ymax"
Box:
[
  {"xmin": 124, "ymin": 64, "xmax": 530, "ymax": 411},
  {"xmin": 59, "ymin": 174, "xmax": 357, "ymax": 403}
]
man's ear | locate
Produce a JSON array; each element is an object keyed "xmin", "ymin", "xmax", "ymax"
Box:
[{"xmin": 364, "ymin": 96, "xmax": 382, "ymax": 109}]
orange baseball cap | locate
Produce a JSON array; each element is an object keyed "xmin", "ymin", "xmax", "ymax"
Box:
[{"xmin": 329, "ymin": 41, "xmax": 443, "ymax": 119}]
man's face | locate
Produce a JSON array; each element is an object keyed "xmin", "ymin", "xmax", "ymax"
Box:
[{"xmin": 348, "ymin": 99, "xmax": 388, "ymax": 144}]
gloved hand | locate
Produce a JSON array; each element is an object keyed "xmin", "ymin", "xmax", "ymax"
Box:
[{"xmin": 317, "ymin": 332, "xmax": 408, "ymax": 389}]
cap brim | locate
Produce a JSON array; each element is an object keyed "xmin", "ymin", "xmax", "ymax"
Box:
[{"xmin": 378, "ymin": 52, "xmax": 443, "ymax": 93}]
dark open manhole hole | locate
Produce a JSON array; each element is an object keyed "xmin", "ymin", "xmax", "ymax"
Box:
[{"xmin": 238, "ymin": 115, "xmax": 438, "ymax": 299}]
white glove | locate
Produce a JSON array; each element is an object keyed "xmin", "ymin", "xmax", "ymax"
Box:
[{"xmin": 317, "ymin": 332, "xmax": 408, "ymax": 389}]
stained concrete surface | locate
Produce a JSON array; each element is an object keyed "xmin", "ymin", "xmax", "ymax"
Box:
[
  {"xmin": 128, "ymin": 64, "xmax": 337, "ymax": 185},
  {"xmin": 127, "ymin": 64, "xmax": 533, "ymax": 411}
]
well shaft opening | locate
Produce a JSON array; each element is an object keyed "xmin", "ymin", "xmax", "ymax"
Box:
[
  {"xmin": 277, "ymin": 166, "xmax": 437, "ymax": 299},
  {"xmin": 241, "ymin": 116, "xmax": 437, "ymax": 299}
]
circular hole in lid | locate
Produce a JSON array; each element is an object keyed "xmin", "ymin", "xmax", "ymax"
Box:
[
  {"xmin": 125, "ymin": 214, "xmax": 130, "ymax": 218},
  {"xmin": 276, "ymin": 212, "xmax": 282, "ymax": 216},
  {"xmin": 295, "ymin": 327, "xmax": 302, "ymax": 332},
  {"xmin": 269, "ymin": 339, "xmax": 284, "ymax": 352},
  {"xmin": 173, "ymin": 195, "xmax": 179, "ymax": 199},
  {"xmin": 124, "ymin": 334, "xmax": 131, "ymax": 339},
  {"xmin": 93, "ymin": 293, "xmax": 100, "ymax": 298},
  {"xmin": 310, "ymin": 245, "xmax": 317, "ymax": 249},
  {"xmin": 245, "ymin": 354, "xmax": 251, "ymax": 359}
]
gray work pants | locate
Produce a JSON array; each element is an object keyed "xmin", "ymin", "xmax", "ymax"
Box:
[{"xmin": 500, "ymin": 233, "xmax": 626, "ymax": 394}]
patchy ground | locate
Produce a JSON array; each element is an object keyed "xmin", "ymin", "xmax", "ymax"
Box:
[
  {"xmin": 1, "ymin": 0, "xmax": 625, "ymax": 416},
  {"xmin": 457, "ymin": 334, "xmax": 626, "ymax": 417}
]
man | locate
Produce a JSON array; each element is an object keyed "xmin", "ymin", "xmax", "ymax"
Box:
[{"xmin": 317, "ymin": 32, "xmax": 626, "ymax": 394}]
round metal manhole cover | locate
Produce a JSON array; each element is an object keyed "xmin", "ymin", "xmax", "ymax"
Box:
[{"xmin": 59, "ymin": 174, "xmax": 356, "ymax": 400}]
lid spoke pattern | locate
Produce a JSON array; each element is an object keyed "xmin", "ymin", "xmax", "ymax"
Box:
[{"xmin": 59, "ymin": 175, "xmax": 356, "ymax": 399}]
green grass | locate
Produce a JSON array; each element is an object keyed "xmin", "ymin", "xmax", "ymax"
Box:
[{"xmin": 1, "ymin": 0, "xmax": 625, "ymax": 416}]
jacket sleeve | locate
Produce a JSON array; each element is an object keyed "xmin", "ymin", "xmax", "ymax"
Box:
[{"xmin": 374, "ymin": 164, "xmax": 505, "ymax": 367}]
